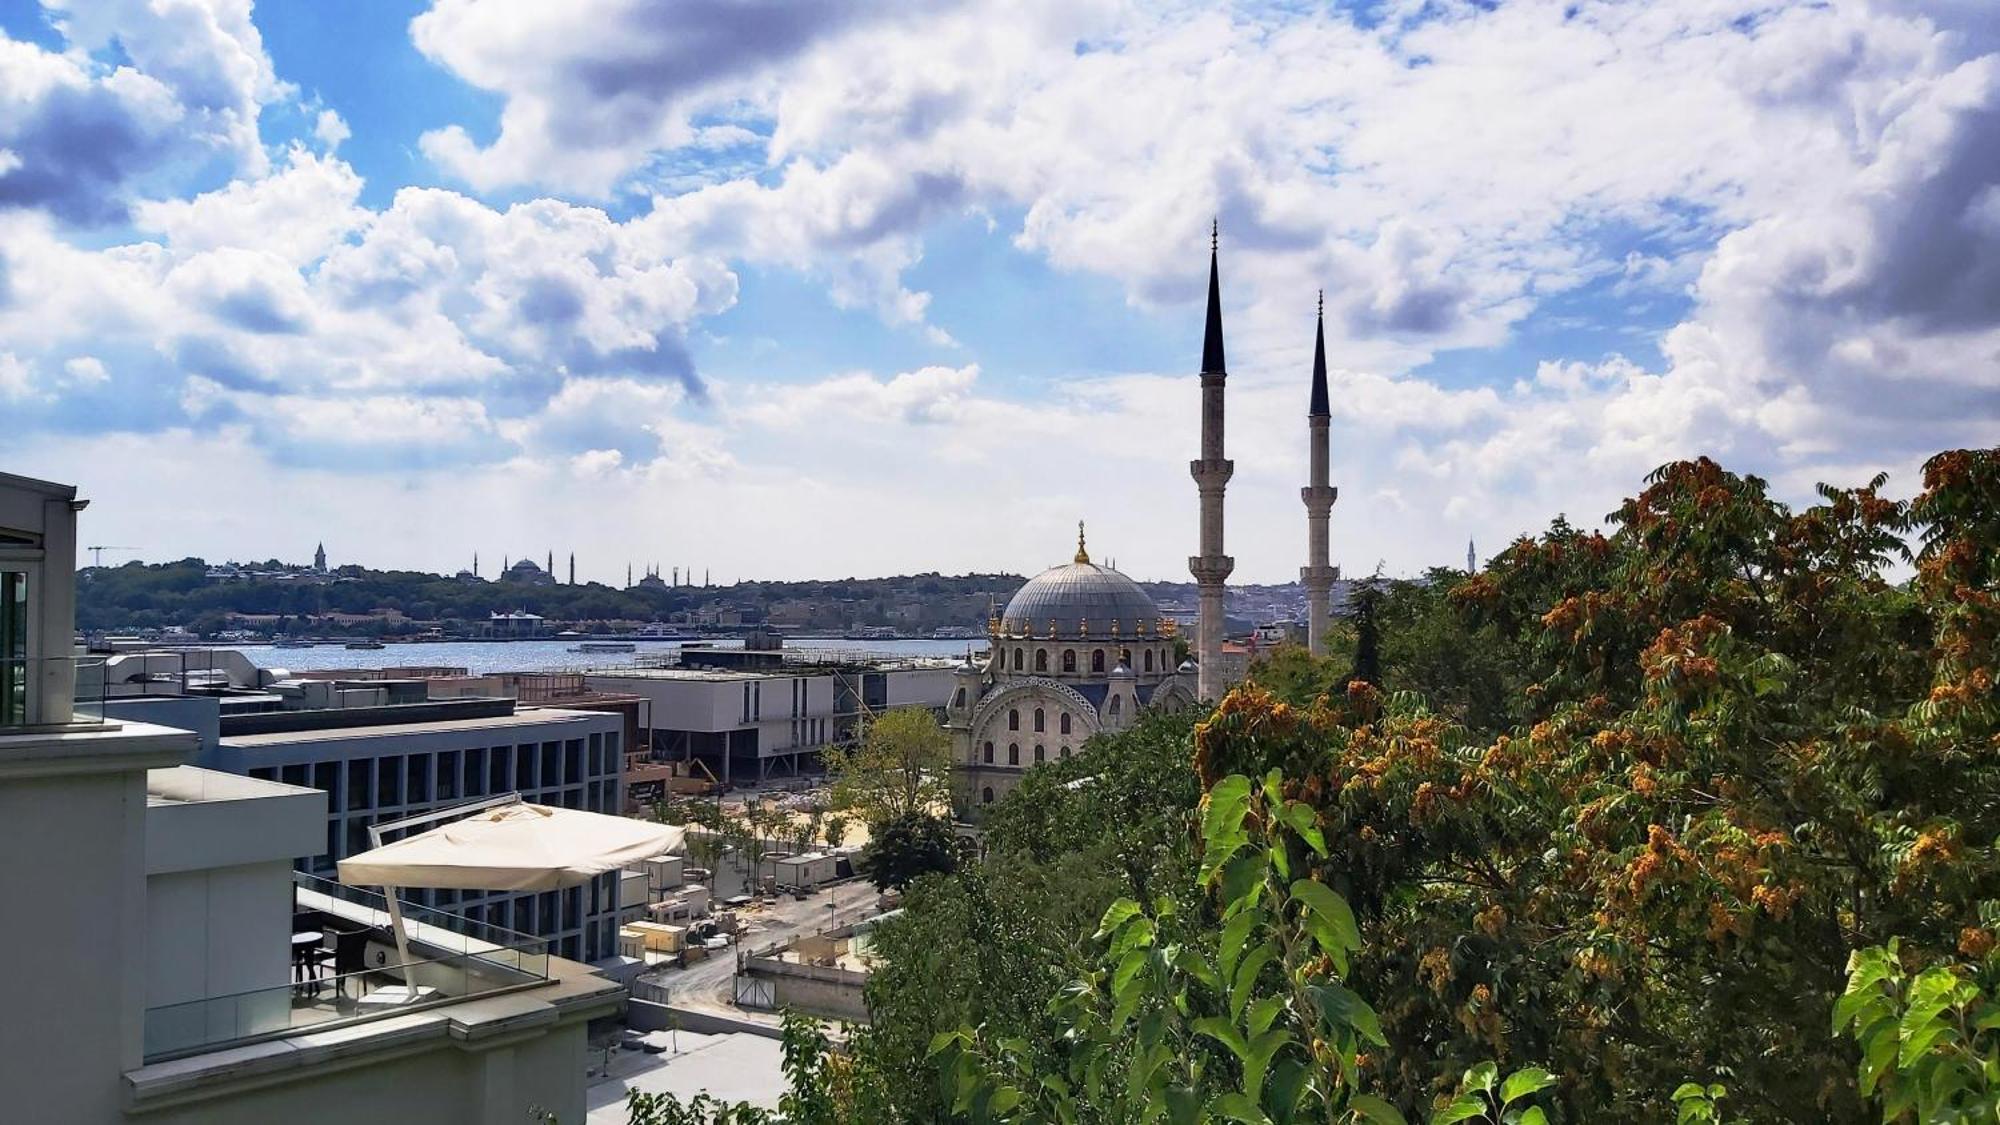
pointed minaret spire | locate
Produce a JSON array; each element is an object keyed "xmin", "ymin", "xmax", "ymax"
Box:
[
  {"xmin": 1309, "ymin": 290, "xmax": 1330, "ymax": 418},
  {"xmin": 1074, "ymin": 520, "xmax": 1091, "ymax": 565},
  {"xmin": 569, "ymin": 552, "xmax": 575, "ymax": 585},
  {"xmin": 1189, "ymin": 221, "xmax": 1235, "ymax": 701},
  {"xmin": 1201, "ymin": 219, "xmax": 1227, "ymax": 377},
  {"xmin": 1301, "ymin": 289, "xmax": 1340, "ymax": 656},
  {"xmin": 1467, "ymin": 538, "xmax": 1477, "ymax": 573}
]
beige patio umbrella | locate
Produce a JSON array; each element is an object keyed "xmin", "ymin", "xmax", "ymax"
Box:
[{"xmin": 338, "ymin": 796, "xmax": 684, "ymax": 976}]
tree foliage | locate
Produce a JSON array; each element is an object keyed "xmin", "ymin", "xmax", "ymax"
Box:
[
  {"xmin": 826, "ymin": 707, "xmax": 955, "ymax": 827},
  {"xmin": 621, "ymin": 449, "xmax": 2000, "ymax": 1125}
]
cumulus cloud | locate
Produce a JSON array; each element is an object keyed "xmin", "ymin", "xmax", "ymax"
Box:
[
  {"xmin": 0, "ymin": 0, "xmax": 284, "ymax": 225},
  {"xmin": 7, "ymin": 0, "xmax": 2000, "ymax": 582}
]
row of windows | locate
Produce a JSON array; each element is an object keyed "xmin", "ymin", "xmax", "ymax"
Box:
[
  {"xmin": 1007, "ymin": 707, "xmax": 1074, "ymax": 734},
  {"xmin": 980, "ymin": 741, "xmax": 1071, "ymax": 766},
  {"xmin": 255, "ymin": 732, "xmax": 620, "ymax": 814},
  {"xmin": 1006, "ymin": 647, "xmax": 1164, "ymax": 674},
  {"xmin": 741, "ymin": 681, "xmax": 763, "ymax": 723},
  {"xmin": 789, "ymin": 717, "xmax": 827, "ymax": 746}
]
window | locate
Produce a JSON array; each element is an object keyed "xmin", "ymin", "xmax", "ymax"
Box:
[
  {"xmin": 517, "ymin": 744, "xmax": 535, "ymax": 790},
  {"xmin": 565, "ymin": 739, "xmax": 582, "ymax": 780},
  {"xmin": 1008, "ymin": 743, "xmax": 1019, "ymax": 765},
  {"xmin": 378, "ymin": 755, "xmax": 402, "ymax": 806},
  {"xmin": 1061, "ymin": 745, "xmax": 1070, "ymax": 758},
  {"xmin": 1060, "ymin": 713, "xmax": 1071, "ymax": 735},
  {"xmin": 1012, "ymin": 648, "xmax": 1023, "ymax": 671},
  {"xmin": 489, "ymin": 746, "xmax": 510, "ymax": 793},
  {"xmin": 1143, "ymin": 650, "xmax": 1154, "ymax": 673},
  {"xmin": 1034, "ymin": 745, "xmax": 1045, "ymax": 764},
  {"xmin": 952, "ymin": 686, "xmax": 966, "ymax": 708},
  {"xmin": 589, "ymin": 733, "xmax": 603, "ymax": 776},
  {"xmin": 1033, "ymin": 707, "xmax": 1044, "ymax": 732},
  {"xmin": 313, "ymin": 761, "xmax": 338, "ymax": 804},
  {"xmin": 1092, "ymin": 650, "xmax": 1106, "ymax": 674},
  {"xmin": 407, "ymin": 755, "xmax": 429, "ymax": 804},
  {"xmin": 752, "ymin": 682, "xmax": 761, "ymax": 720},
  {"xmin": 438, "ymin": 751, "xmax": 458, "ymax": 800},
  {"xmin": 1035, "ymin": 649, "xmax": 1048, "ymax": 672},
  {"xmin": 981, "ymin": 787, "xmax": 994, "ymax": 804},
  {"xmin": 982, "ymin": 741, "xmax": 993, "ymax": 764},
  {"xmin": 347, "ymin": 759, "xmax": 372, "ymax": 810},
  {"xmin": 541, "ymin": 742, "xmax": 560, "ymax": 786},
  {"xmin": 742, "ymin": 683, "xmax": 751, "ymax": 723},
  {"xmin": 0, "ymin": 571, "xmax": 25, "ymax": 726},
  {"xmin": 1062, "ymin": 650, "xmax": 1076, "ymax": 673},
  {"xmin": 1110, "ymin": 695, "xmax": 1123, "ymax": 716},
  {"xmin": 1008, "ymin": 709, "xmax": 1019, "ymax": 731},
  {"xmin": 466, "ymin": 747, "xmax": 486, "ymax": 796}
]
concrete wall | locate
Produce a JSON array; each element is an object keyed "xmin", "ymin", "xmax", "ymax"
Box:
[
  {"xmin": 144, "ymin": 861, "xmax": 295, "ymax": 1009},
  {"xmin": 0, "ymin": 767, "xmax": 150, "ymax": 1123},
  {"xmin": 128, "ymin": 1018, "xmax": 593, "ymax": 1125}
]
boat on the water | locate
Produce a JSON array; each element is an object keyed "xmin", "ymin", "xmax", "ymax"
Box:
[
  {"xmin": 569, "ymin": 641, "xmax": 637, "ymax": 653},
  {"xmin": 344, "ymin": 640, "xmax": 386, "ymax": 650},
  {"xmin": 273, "ymin": 639, "xmax": 313, "ymax": 649}
]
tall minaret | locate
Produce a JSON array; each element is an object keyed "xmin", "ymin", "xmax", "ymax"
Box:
[
  {"xmin": 546, "ymin": 549, "xmax": 553, "ymax": 575},
  {"xmin": 473, "ymin": 551, "xmax": 479, "ymax": 578},
  {"xmin": 1189, "ymin": 221, "xmax": 1234, "ymax": 702},
  {"xmin": 1467, "ymin": 538, "xmax": 1476, "ymax": 572},
  {"xmin": 569, "ymin": 552, "xmax": 575, "ymax": 585},
  {"xmin": 1301, "ymin": 291, "xmax": 1339, "ymax": 656}
]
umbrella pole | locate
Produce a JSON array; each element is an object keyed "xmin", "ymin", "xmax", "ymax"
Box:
[{"xmin": 381, "ymin": 883, "xmax": 419, "ymax": 991}]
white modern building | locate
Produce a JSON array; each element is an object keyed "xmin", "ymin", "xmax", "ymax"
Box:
[
  {"xmin": 587, "ymin": 648, "xmax": 954, "ymax": 786},
  {"xmin": 0, "ymin": 471, "xmax": 624, "ymax": 1124},
  {"xmin": 90, "ymin": 655, "xmax": 630, "ymax": 963}
]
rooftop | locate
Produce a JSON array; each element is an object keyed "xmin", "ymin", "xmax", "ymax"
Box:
[{"xmin": 220, "ymin": 706, "xmax": 616, "ymax": 747}]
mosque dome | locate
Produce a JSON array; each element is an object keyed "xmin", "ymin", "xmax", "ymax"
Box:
[{"xmin": 999, "ymin": 524, "xmax": 1161, "ymax": 639}]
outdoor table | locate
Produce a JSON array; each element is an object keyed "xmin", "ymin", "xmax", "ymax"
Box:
[{"xmin": 291, "ymin": 931, "xmax": 325, "ymax": 995}]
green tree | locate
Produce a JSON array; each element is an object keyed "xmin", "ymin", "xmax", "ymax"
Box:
[
  {"xmin": 859, "ymin": 812, "xmax": 965, "ymax": 892},
  {"xmin": 824, "ymin": 707, "xmax": 953, "ymax": 826}
]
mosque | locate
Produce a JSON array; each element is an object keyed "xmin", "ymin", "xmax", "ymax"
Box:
[{"xmin": 950, "ymin": 225, "xmax": 1338, "ymax": 808}]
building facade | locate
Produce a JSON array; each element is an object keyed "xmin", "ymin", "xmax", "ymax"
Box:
[
  {"xmin": 948, "ymin": 527, "xmax": 1196, "ymax": 809},
  {"xmin": 588, "ymin": 651, "xmax": 954, "ymax": 787},
  {"xmin": 1, "ymin": 471, "xmax": 621, "ymax": 1124}
]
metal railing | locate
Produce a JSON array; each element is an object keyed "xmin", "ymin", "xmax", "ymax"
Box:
[
  {"xmin": 0, "ymin": 655, "xmax": 110, "ymax": 729},
  {"xmin": 140, "ymin": 873, "xmax": 551, "ymax": 1062}
]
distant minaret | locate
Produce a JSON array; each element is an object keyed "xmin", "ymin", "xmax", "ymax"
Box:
[
  {"xmin": 314, "ymin": 542, "xmax": 327, "ymax": 572},
  {"xmin": 1300, "ymin": 291, "xmax": 1339, "ymax": 657},
  {"xmin": 1189, "ymin": 220, "xmax": 1235, "ymax": 702},
  {"xmin": 1467, "ymin": 538, "xmax": 1476, "ymax": 573},
  {"xmin": 473, "ymin": 552, "xmax": 479, "ymax": 578},
  {"xmin": 546, "ymin": 550, "xmax": 553, "ymax": 575},
  {"xmin": 704, "ymin": 568, "xmax": 710, "ymax": 587},
  {"xmin": 672, "ymin": 566, "xmax": 679, "ymax": 587},
  {"xmin": 569, "ymin": 552, "xmax": 575, "ymax": 585},
  {"xmin": 627, "ymin": 563, "xmax": 633, "ymax": 588}
]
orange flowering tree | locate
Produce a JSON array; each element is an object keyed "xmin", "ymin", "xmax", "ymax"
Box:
[{"xmin": 1212, "ymin": 450, "xmax": 1999, "ymax": 1121}]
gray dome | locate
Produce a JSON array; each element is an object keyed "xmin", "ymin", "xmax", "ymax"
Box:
[{"xmin": 1000, "ymin": 561, "xmax": 1161, "ymax": 639}]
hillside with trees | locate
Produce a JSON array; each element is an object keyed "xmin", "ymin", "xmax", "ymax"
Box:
[{"xmin": 621, "ymin": 448, "xmax": 2000, "ymax": 1124}]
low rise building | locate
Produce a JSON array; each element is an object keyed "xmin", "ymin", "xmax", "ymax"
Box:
[
  {"xmin": 0, "ymin": 471, "xmax": 623, "ymax": 1124},
  {"xmin": 86, "ymin": 655, "xmax": 630, "ymax": 962},
  {"xmin": 586, "ymin": 645, "xmax": 954, "ymax": 787}
]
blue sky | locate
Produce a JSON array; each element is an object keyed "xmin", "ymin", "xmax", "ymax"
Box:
[{"xmin": 3, "ymin": 0, "xmax": 1995, "ymax": 583}]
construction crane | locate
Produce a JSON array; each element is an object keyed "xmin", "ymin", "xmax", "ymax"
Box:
[{"xmin": 86, "ymin": 545, "xmax": 139, "ymax": 567}]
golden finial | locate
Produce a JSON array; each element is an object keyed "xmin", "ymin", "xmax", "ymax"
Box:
[{"xmin": 1074, "ymin": 519, "xmax": 1090, "ymax": 564}]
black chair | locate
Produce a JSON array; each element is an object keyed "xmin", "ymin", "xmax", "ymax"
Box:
[{"xmin": 330, "ymin": 928, "xmax": 371, "ymax": 1002}]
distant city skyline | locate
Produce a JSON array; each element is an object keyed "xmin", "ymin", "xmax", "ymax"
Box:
[{"xmin": 7, "ymin": 1, "xmax": 1995, "ymax": 584}]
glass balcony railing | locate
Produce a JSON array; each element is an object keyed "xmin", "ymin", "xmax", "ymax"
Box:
[
  {"xmin": 0, "ymin": 655, "xmax": 110, "ymax": 729},
  {"xmin": 141, "ymin": 873, "xmax": 552, "ymax": 1062}
]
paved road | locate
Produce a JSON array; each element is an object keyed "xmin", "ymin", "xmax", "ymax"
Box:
[{"xmin": 640, "ymin": 879, "xmax": 884, "ymax": 1019}]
